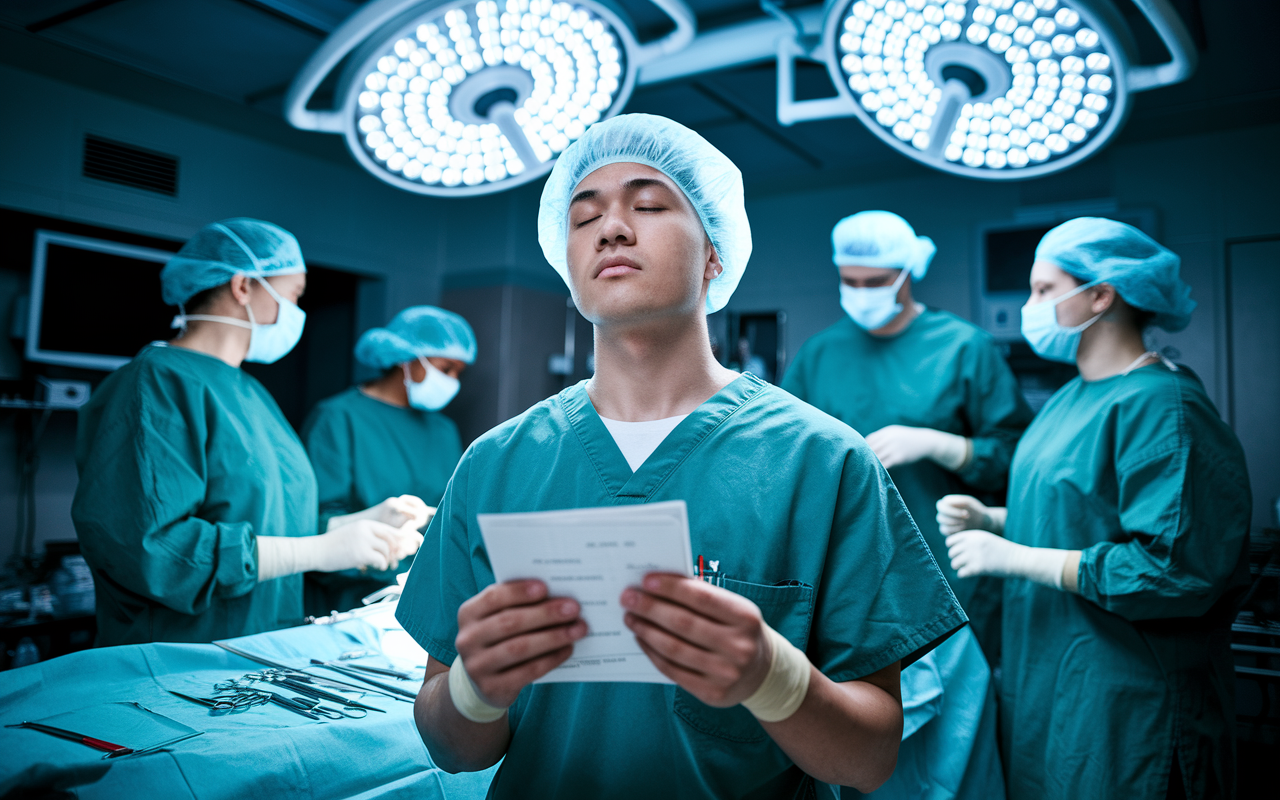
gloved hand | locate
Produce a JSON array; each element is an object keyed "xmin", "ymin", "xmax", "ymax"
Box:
[
  {"xmin": 936, "ymin": 495, "xmax": 1007, "ymax": 535},
  {"xmin": 865, "ymin": 426, "xmax": 970, "ymax": 471},
  {"xmin": 945, "ymin": 530, "xmax": 1069, "ymax": 589},
  {"xmin": 257, "ymin": 520, "xmax": 425, "ymax": 580},
  {"xmin": 326, "ymin": 495, "xmax": 433, "ymax": 532}
]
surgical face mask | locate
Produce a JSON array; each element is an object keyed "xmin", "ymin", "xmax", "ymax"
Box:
[
  {"xmin": 405, "ymin": 357, "xmax": 460, "ymax": 411},
  {"xmin": 1020, "ymin": 278, "xmax": 1104, "ymax": 363},
  {"xmin": 839, "ymin": 268, "xmax": 910, "ymax": 331},
  {"xmin": 171, "ymin": 277, "xmax": 306, "ymax": 364}
]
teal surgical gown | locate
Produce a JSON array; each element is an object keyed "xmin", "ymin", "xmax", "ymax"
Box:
[
  {"xmin": 782, "ymin": 311, "xmax": 1032, "ymax": 648},
  {"xmin": 72, "ymin": 343, "xmax": 318, "ymax": 646},
  {"xmin": 397, "ymin": 375, "xmax": 966, "ymax": 799},
  {"xmin": 1001, "ymin": 364, "xmax": 1251, "ymax": 800},
  {"xmin": 301, "ymin": 387, "xmax": 463, "ymax": 615}
]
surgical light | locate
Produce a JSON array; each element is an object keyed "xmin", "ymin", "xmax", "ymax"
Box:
[
  {"xmin": 286, "ymin": 0, "xmax": 693, "ymax": 196},
  {"xmin": 777, "ymin": 0, "xmax": 1197, "ymax": 179}
]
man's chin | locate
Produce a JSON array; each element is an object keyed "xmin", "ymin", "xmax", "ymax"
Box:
[{"xmin": 581, "ymin": 296, "xmax": 700, "ymax": 329}]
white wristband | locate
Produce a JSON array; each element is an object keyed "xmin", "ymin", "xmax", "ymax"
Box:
[
  {"xmin": 740, "ymin": 623, "xmax": 812, "ymax": 723},
  {"xmin": 448, "ymin": 656, "xmax": 507, "ymax": 723}
]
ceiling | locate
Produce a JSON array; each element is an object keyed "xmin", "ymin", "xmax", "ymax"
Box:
[{"xmin": 1, "ymin": 0, "xmax": 1277, "ymax": 194}]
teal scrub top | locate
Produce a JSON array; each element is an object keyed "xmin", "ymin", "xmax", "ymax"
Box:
[
  {"xmin": 300, "ymin": 387, "xmax": 463, "ymax": 614},
  {"xmin": 1000, "ymin": 365, "xmax": 1251, "ymax": 800},
  {"xmin": 72, "ymin": 344, "xmax": 318, "ymax": 646},
  {"xmin": 397, "ymin": 375, "xmax": 966, "ymax": 799},
  {"xmin": 781, "ymin": 310, "xmax": 1033, "ymax": 608}
]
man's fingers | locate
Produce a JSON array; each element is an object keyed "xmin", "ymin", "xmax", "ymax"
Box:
[
  {"xmin": 461, "ymin": 597, "xmax": 581, "ymax": 651},
  {"xmin": 634, "ymin": 574, "xmax": 759, "ymax": 626},
  {"xmin": 457, "ymin": 580, "xmax": 548, "ymax": 627},
  {"xmin": 621, "ymin": 587, "xmax": 725, "ymax": 647},
  {"xmin": 467, "ymin": 620, "xmax": 587, "ymax": 676},
  {"xmin": 635, "ymin": 637, "xmax": 709, "ymax": 689},
  {"xmin": 626, "ymin": 613, "xmax": 744, "ymax": 682},
  {"xmin": 481, "ymin": 645, "xmax": 576, "ymax": 700}
]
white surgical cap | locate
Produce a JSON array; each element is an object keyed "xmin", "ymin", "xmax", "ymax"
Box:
[
  {"xmin": 831, "ymin": 210, "xmax": 936, "ymax": 280},
  {"xmin": 161, "ymin": 218, "xmax": 305, "ymax": 306},
  {"xmin": 1036, "ymin": 217, "xmax": 1195, "ymax": 332},
  {"xmin": 537, "ymin": 113, "xmax": 751, "ymax": 314},
  {"xmin": 354, "ymin": 306, "xmax": 477, "ymax": 369}
]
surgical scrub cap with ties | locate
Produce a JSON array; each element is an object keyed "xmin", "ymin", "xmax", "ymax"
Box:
[
  {"xmin": 354, "ymin": 306, "xmax": 477, "ymax": 370},
  {"xmin": 1036, "ymin": 217, "xmax": 1195, "ymax": 332},
  {"xmin": 537, "ymin": 113, "xmax": 752, "ymax": 314},
  {"xmin": 831, "ymin": 210, "xmax": 936, "ymax": 280},
  {"xmin": 160, "ymin": 218, "xmax": 306, "ymax": 306}
]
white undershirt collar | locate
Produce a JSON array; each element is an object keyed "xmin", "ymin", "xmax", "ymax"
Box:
[{"xmin": 598, "ymin": 414, "xmax": 689, "ymax": 472}]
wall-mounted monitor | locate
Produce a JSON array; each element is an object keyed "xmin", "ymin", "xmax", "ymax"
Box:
[{"xmin": 26, "ymin": 230, "xmax": 176, "ymax": 371}]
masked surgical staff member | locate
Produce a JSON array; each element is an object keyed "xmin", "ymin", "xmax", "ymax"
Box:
[
  {"xmin": 781, "ymin": 211, "xmax": 1032, "ymax": 652},
  {"xmin": 301, "ymin": 306, "xmax": 475, "ymax": 616},
  {"xmin": 396, "ymin": 114, "xmax": 965, "ymax": 798},
  {"xmin": 941, "ymin": 218, "xmax": 1251, "ymax": 800},
  {"xmin": 73, "ymin": 218, "xmax": 423, "ymax": 646}
]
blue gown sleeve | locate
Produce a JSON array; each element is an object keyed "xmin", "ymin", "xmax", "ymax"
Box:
[
  {"xmin": 953, "ymin": 338, "xmax": 1033, "ymax": 491},
  {"xmin": 301, "ymin": 402, "xmax": 357, "ymax": 533},
  {"xmin": 1076, "ymin": 379, "xmax": 1252, "ymax": 620},
  {"xmin": 396, "ymin": 448, "xmax": 478, "ymax": 664},
  {"xmin": 72, "ymin": 372, "xmax": 258, "ymax": 616}
]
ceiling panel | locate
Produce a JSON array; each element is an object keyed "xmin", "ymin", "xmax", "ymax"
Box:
[
  {"xmin": 0, "ymin": 1, "xmax": 95, "ymax": 27},
  {"xmin": 697, "ymin": 120, "xmax": 817, "ymax": 176},
  {"xmin": 37, "ymin": 0, "xmax": 325, "ymax": 102},
  {"xmin": 623, "ymin": 83, "xmax": 738, "ymax": 128}
]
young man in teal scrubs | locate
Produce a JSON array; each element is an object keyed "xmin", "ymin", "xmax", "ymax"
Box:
[{"xmin": 396, "ymin": 114, "xmax": 965, "ymax": 797}]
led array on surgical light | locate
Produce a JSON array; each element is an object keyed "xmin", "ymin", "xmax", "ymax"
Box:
[
  {"xmin": 834, "ymin": 0, "xmax": 1116, "ymax": 173},
  {"xmin": 354, "ymin": 0, "xmax": 627, "ymax": 189}
]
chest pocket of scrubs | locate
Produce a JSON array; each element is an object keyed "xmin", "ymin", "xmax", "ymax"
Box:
[{"xmin": 673, "ymin": 578, "xmax": 816, "ymax": 743}]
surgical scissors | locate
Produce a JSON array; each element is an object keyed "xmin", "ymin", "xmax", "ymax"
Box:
[
  {"xmin": 168, "ymin": 689, "xmax": 269, "ymax": 715},
  {"xmin": 287, "ymin": 696, "xmax": 368, "ymax": 719}
]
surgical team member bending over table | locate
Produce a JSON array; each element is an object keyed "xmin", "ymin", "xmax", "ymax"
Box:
[
  {"xmin": 941, "ymin": 218, "xmax": 1252, "ymax": 800},
  {"xmin": 781, "ymin": 211, "xmax": 1031, "ymax": 653},
  {"xmin": 396, "ymin": 114, "xmax": 966, "ymax": 798},
  {"xmin": 73, "ymin": 218, "xmax": 423, "ymax": 646},
  {"xmin": 302, "ymin": 305, "xmax": 475, "ymax": 616}
]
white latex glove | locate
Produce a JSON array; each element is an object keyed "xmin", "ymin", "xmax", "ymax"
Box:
[
  {"xmin": 865, "ymin": 425, "xmax": 970, "ymax": 471},
  {"xmin": 945, "ymin": 530, "xmax": 1069, "ymax": 589},
  {"xmin": 326, "ymin": 495, "xmax": 433, "ymax": 532},
  {"xmin": 257, "ymin": 520, "xmax": 424, "ymax": 580},
  {"xmin": 936, "ymin": 495, "xmax": 1007, "ymax": 535}
]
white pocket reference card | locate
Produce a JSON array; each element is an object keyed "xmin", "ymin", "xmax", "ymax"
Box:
[{"xmin": 476, "ymin": 501, "xmax": 693, "ymax": 684}]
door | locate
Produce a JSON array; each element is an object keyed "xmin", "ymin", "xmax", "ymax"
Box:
[{"xmin": 1227, "ymin": 238, "xmax": 1280, "ymax": 529}]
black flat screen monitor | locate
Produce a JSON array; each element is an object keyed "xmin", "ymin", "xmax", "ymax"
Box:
[{"xmin": 26, "ymin": 230, "xmax": 176, "ymax": 370}]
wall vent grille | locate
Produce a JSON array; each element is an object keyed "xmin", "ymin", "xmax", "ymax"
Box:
[{"xmin": 82, "ymin": 135, "xmax": 178, "ymax": 196}]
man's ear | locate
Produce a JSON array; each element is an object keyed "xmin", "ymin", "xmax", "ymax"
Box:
[
  {"xmin": 704, "ymin": 241, "xmax": 724, "ymax": 281},
  {"xmin": 228, "ymin": 274, "xmax": 252, "ymax": 306},
  {"xmin": 1092, "ymin": 283, "xmax": 1117, "ymax": 316}
]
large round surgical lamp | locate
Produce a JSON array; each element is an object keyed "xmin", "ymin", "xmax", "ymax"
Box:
[
  {"xmin": 777, "ymin": 0, "xmax": 1197, "ymax": 179},
  {"xmin": 286, "ymin": 0, "xmax": 694, "ymax": 196}
]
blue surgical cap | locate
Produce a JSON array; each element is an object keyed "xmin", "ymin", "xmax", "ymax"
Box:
[
  {"xmin": 537, "ymin": 113, "xmax": 751, "ymax": 314},
  {"xmin": 1036, "ymin": 217, "xmax": 1195, "ymax": 332},
  {"xmin": 354, "ymin": 306, "xmax": 477, "ymax": 369},
  {"xmin": 831, "ymin": 211, "xmax": 936, "ymax": 280},
  {"xmin": 161, "ymin": 218, "xmax": 306, "ymax": 306}
]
